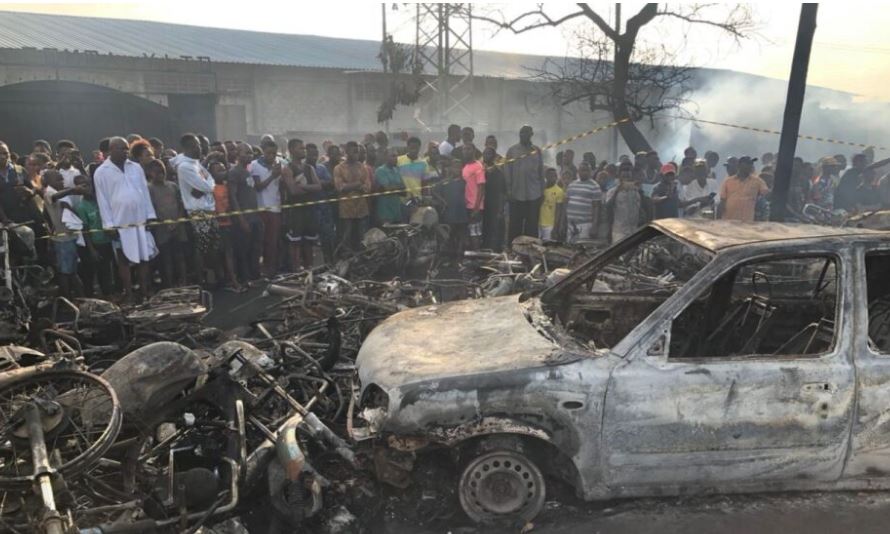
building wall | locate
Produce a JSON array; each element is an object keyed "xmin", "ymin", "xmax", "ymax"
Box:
[
  {"xmin": 3, "ymin": 49, "xmax": 879, "ymax": 167},
  {"xmin": 0, "ymin": 48, "xmax": 620, "ymax": 162}
]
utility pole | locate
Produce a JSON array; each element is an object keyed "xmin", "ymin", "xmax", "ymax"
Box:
[
  {"xmin": 770, "ymin": 3, "xmax": 818, "ymax": 222},
  {"xmin": 610, "ymin": 3, "xmax": 621, "ymax": 163},
  {"xmin": 381, "ymin": 3, "xmax": 390, "ymax": 134},
  {"xmin": 382, "ymin": 3, "xmax": 387, "ymax": 43}
]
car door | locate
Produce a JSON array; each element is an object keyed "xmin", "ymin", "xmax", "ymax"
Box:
[
  {"xmin": 845, "ymin": 245, "xmax": 890, "ymax": 479},
  {"xmin": 601, "ymin": 249, "xmax": 856, "ymax": 491}
]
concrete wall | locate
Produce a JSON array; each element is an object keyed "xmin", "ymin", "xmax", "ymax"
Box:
[
  {"xmin": 0, "ymin": 49, "xmax": 620, "ymax": 164},
  {"xmin": 7, "ymin": 48, "xmax": 881, "ymax": 168}
]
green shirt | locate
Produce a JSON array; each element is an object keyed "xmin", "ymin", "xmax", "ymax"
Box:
[
  {"xmin": 75, "ymin": 198, "xmax": 111, "ymax": 245},
  {"xmin": 374, "ymin": 165, "xmax": 404, "ymax": 223}
]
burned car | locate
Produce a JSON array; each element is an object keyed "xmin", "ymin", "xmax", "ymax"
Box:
[{"xmin": 353, "ymin": 218, "xmax": 890, "ymax": 524}]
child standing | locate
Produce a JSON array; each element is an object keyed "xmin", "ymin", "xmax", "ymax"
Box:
[
  {"xmin": 146, "ymin": 159, "xmax": 188, "ymax": 288},
  {"xmin": 209, "ymin": 160, "xmax": 243, "ymax": 292},
  {"xmin": 461, "ymin": 145, "xmax": 485, "ymax": 251},
  {"xmin": 74, "ymin": 175, "xmax": 115, "ymax": 297},
  {"xmin": 539, "ymin": 168, "xmax": 565, "ymax": 241},
  {"xmin": 43, "ymin": 170, "xmax": 85, "ymax": 297}
]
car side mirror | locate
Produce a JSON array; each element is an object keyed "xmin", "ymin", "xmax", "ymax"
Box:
[
  {"xmin": 646, "ymin": 334, "xmax": 667, "ymax": 356},
  {"xmin": 647, "ymin": 330, "xmax": 670, "ymax": 358}
]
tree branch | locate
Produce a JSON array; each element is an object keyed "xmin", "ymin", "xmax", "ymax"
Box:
[
  {"xmin": 473, "ymin": 2, "xmax": 758, "ymax": 151},
  {"xmin": 576, "ymin": 3, "xmax": 619, "ymax": 41},
  {"xmin": 470, "ymin": 6, "xmax": 586, "ymax": 35},
  {"xmin": 658, "ymin": 12, "xmax": 743, "ymax": 38},
  {"xmin": 656, "ymin": 4, "xmax": 755, "ymax": 41}
]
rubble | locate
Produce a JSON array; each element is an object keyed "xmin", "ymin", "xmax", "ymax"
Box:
[
  {"xmin": 9, "ymin": 218, "xmax": 890, "ymax": 532},
  {"xmin": 0, "ymin": 224, "xmax": 582, "ymax": 533}
]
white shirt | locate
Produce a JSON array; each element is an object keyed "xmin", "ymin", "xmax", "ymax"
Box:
[
  {"xmin": 59, "ymin": 166, "xmax": 82, "ymax": 208},
  {"xmin": 249, "ymin": 157, "xmax": 283, "ymax": 213},
  {"xmin": 93, "ymin": 159, "xmax": 158, "ymax": 263},
  {"xmin": 172, "ymin": 154, "xmax": 216, "ymax": 213},
  {"xmin": 93, "ymin": 159, "xmax": 157, "ymax": 229},
  {"xmin": 680, "ymin": 178, "xmax": 718, "ymax": 217},
  {"xmin": 438, "ymin": 140, "xmax": 455, "ymax": 157},
  {"xmin": 44, "ymin": 186, "xmax": 76, "ymax": 243}
]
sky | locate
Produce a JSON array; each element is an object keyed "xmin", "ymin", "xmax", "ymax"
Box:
[{"xmin": 1, "ymin": 1, "xmax": 889, "ymax": 100}]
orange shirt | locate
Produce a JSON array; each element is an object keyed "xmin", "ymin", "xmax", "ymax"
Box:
[
  {"xmin": 214, "ymin": 183, "xmax": 231, "ymax": 226},
  {"xmin": 719, "ymin": 174, "xmax": 770, "ymax": 222}
]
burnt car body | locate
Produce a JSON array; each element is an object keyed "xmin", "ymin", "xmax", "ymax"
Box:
[{"xmin": 353, "ymin": 219, "xmax": 890, "ymax": 523}]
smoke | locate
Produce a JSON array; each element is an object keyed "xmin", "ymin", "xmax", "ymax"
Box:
[
  {"xmin": 656, "ymin": 119, "xmax": 694, "ymax": 165},
  {"xmin": 657, "ymin": 71, "xmax": 890, "ymax": 165}
]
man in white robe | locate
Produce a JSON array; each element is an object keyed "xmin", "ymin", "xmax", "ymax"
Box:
[{"xmin": 94, "ymin": 137, "xmax": 157, "ymax": 301}]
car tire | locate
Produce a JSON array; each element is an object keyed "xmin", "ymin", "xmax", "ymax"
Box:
[{"xmin": 458, "ymin": 449, "xmax": 546, "ymax": 525}]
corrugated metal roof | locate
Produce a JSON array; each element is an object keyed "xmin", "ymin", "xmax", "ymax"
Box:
[{"xmin": 0, "ymin": 10, "xmax": 557, "ymax": 79}]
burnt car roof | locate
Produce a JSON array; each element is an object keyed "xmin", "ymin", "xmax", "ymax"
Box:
[{"xmin": 651, "ymin": 218, "xmax": 887, "ymax": 253}]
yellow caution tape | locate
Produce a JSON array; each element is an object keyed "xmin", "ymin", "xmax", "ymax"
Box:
[
  {"xmin": 39, "ymin": 113, "xmax": 879, "ymax": 241},
  {"xmin": 37, "ymin": 118, "xmax": 631, "ymax": 240},
  {"xmin": 666, "ymin": 115, "xmax": 885, "ymax": 152}
]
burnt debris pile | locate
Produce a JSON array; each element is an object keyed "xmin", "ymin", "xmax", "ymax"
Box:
[{"xmin": 0, "ymin": 231, "xmax": 597, "ymax": 534}]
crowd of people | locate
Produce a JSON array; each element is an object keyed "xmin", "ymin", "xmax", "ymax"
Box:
[
  {"xmin": 0, "ymin": 123, "xmax": 883, "ymax": 303},
  {"xmin": 545, "ymin": 143, "xmax": 890, "ymax": 244}
]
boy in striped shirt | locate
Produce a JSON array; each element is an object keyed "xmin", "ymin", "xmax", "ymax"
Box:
[{"xmin": 564, "ymin": 161, "xmax": 602, "ymax": 243}]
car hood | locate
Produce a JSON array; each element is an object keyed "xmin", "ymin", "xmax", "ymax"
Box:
[{"xmin": 356, "ymin": 295, "xmax": 562, "ymax": 391}]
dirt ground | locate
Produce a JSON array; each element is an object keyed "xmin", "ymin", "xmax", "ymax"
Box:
[{"xmin": 379, "ymin": 489, "xmax": 890, "ymax": 534}]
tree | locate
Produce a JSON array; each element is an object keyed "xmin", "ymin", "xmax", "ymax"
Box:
[
  {"xmin": 472, "ymin": 3, "xmax": 756, "ymax": 153},
  {"xmin": 377, "ymin": 35, "xmax": 424, "ymax": 124}
]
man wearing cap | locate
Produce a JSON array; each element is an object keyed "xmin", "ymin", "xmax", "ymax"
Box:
[
  {"xmin": 718, "ymin": 156, "xmax": 769, "ymax": 222},
  {"xmin": 724, "ymin": 156, "xmax": 739, "ymax": 179},
  {"xmin": 807, "ymin": 157, "xmax": 840, "ymax": 211},
  {"xmin": 835, "ymin": 153, "xmax": 868, "ymax": 212},
  {"xmin": 680, "ymin": 160, "xmax": 718, "ymax": 218},
  {"xmin": 651, "ymin": 164, "xmax": 680, "ymax": 219},
  {"xmin": 505, "ymin": 125, "xmax": 544, "ymax": 243}
]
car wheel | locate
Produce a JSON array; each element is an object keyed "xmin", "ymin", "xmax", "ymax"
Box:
[{"xmin": 458, "ymin": 450, "xmax": 546, "ymax": 524}]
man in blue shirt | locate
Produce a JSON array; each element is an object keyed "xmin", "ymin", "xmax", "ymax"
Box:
[
  {"xmin": 375, "ymin": 149, "xmax": 405, "ymax": 225},
  {"xmin": 307, "ymin": 143, "xmax": 336, "ymax": 265}
]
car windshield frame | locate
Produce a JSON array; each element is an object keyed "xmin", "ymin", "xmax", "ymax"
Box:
[{"xmin": 540, "ymin": 226, "xmax": 716, "ymax": 305}]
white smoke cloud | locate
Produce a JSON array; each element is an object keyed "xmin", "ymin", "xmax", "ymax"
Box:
[{"xmin": 661, "ymin": 71, "xmax": 889, "ymax": 165}]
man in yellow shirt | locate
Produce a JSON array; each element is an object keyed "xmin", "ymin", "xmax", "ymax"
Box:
[
  {"xmin": 396, "ymin": 137, "xmax": 430, "ymax": 201},
  {"xmin": 539, "ymin": 168, "xmax": 565, "ymax": 241}
]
